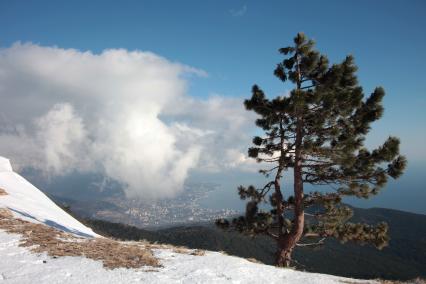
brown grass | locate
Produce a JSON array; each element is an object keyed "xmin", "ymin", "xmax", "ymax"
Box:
[
  {"xmin": 0, "ymin": 208, "xmax": 160, "ymax": 269},
  {"xmin": 0, "ymin": 208, "xmax": 13, "ymax": 218},
  {"xmin": 338, "ymin": 281, "xmax": 376, "ymax": 284},
  {"xmin": 171, "ymin": 247, "xmax": 205, "ymax": 256},
  {"xmin": 128, "ymin": 239, "xmax": 205, "ymax": 256},
  {"xmin": 339, "ymin": 278, "xmax": 426, "ymax": 284},
  {"xmin": 190, "ymin": 249, "xmax": 206, "ymax": 256},
  {"xmin": 379, "ymin": 279, "xmax": 426, "ymax": 284},
  {"xmin": 172, "ymin": 247, "xmax": 191, "ymax": 254},
  {"xmin": 0, "ymin": 187, "xmax": 7, "ymax": 195},
  {"xmin": 247, "ymin": 257, "xmax": 262, "ymax": 264}
]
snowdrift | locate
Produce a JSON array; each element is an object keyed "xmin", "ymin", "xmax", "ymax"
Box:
[{"xmin": 0, "ymin": 156, "xmax": 97, "ymax": 237}]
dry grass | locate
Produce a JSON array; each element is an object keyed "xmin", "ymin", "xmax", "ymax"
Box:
[
  {"xmin": 339, "ymin": 278, "xmax": 426, "ymax": 284},
  {"xmin": 247, "ymin": 257, "xmax": 262, "ymax": 264},
  {"xmin": 0, "ymin": 187, "xmax": 7, "ymax": 195},
  {"xmin": 130, "ymin": 240, "xmax": 206, "ymax": 256},
  {"xmin": 379, "ymin": 279, "xmax": 426, "ymax": 284},
  {"xmin": 190, "ymin": 249, "xmax": 206, "ymax": 256},
  {"xmin": 0, "ymin": 208, "xmax": 13, "ymax": 218},
  {"xmin": 338, "ymin": 280, "xmax": 375, "ymax": 284},
  {"xmin": 171, "ymin": 247, "xmax": 205, "ymax": 256},
  {"xmin": 172, "ymin": 247, "xmax": 191, "ymax": 254},
  {"xmin": 0, "ymin": 208, "xmax": 160, "ymax": 269}
]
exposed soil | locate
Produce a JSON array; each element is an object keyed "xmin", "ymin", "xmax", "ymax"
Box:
[{"xmin": 0, "ymin": 188, "xmax": 7, "ymax": 195}]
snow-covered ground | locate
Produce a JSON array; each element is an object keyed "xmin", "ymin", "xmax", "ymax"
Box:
[
  {"xmin": 0, "ymin": 156, "xmax": 97, "ymax": 238},
  {"xmin": 0, "ymin": 156, "xmax": 378, "ymax": 283},
  {"xmin": 0, "ymin": 230, "xmax": 378, "ymax": 284}
]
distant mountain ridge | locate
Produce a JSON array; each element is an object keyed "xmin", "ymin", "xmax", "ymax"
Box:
[{"xmin": 82, "ymin": 206, "xmax": 426, "ymax": 281}]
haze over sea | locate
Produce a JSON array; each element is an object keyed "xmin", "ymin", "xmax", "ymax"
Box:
[{"xmin": 1, "ymin": 0, "xmax": 425, "ymax": 215}]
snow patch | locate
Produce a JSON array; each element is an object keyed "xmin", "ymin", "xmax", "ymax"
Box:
[
  {"xmin": 0, "ymin": 156, "xmax": 97, "ymax": 238},
  {"xmin": 0, "ymin": 156, "xmax": 12, "ymax": 172}
]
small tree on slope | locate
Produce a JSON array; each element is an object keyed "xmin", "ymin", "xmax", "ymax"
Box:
[{"xmin": 216, "ymin": 33, "xmax": 407, "ymax": 267}]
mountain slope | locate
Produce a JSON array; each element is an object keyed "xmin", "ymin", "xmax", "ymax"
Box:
[
  {"xmin": 0, "ymin": 157, "xmax": 97, "ymax": 238},
  {"xmin": 85, "ymin": 215, "xmax": 426, "ymax": 281},
  {"xmin": 0, "ymin": 156, "xmax": 378, "ymax": 283}
]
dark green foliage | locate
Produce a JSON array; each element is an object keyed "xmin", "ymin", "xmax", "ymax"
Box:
[
  {"xmin": 216, "ymin": 33, "xmax": 407, "ymax": 263},
  {"xmin": 84, "ymin": 206, "xmax": 426, "ymax": 280}
]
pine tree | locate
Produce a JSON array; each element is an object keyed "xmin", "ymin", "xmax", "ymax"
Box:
[{"xmin": 216, "ymin": 33, "xmax": 407, "ymax": 267}]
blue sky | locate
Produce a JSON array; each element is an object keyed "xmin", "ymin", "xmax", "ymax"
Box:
[
  {"xmin": 1, "ymin": 0, "xmax": 425, "ymax": 212},
  {"xmin": 1, "ymin": 0, "xmax": 424, "ymax": 159}
]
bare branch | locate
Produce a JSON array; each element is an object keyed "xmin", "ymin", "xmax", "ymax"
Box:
[
  {"xmin": 266, "ymin": 230, "xmax": 279, "ymax": 240},
  {"xmin": 296, "ymin": 238, "xmax": 326, "ymax": 247}
]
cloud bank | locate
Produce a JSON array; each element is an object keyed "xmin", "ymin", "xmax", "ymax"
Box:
[{"xmin": 0, "ymin": 43, "xmax": 257, "ymax": 199}]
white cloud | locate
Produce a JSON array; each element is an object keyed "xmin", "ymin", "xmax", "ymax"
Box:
[
  {"xmin": 230, "ymin": 5, "xmax": 247, "ymax": 17},
  {"xmin": 163, "ymin": 95, "xmax": 258, "ymax": 172},
  {"xmin": 0, "ymin": 43, "xmax": 258, "ymax": 199},
  {"xmin": 35, "ymin": 103, "xmax": 91, "ymax": 175}
]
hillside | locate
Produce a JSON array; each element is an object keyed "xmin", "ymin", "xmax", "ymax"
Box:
[
  {"xmin": 51, "ymin": 179, "xmax": 426, "ymax": 280},
  {"xmin": 0, "ymin": 156, "xmax": 379, "ymax": 283},
  {"xmin": 85, "ymin": 208, "xmax": 426, "ymax": 281}
]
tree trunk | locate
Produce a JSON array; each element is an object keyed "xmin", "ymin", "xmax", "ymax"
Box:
[
  {"xmin": 275, "ymin": 199, "xmax": 304, "ymax": 266},
  {"xmin": 275, "ymin": 49, "xmax": 305, "ymax": 267},
  {"xmin": 275, "ymin": 91, "xmax": 305, "ymax": 267},
  {"xmin": 276, "ymin": 240, "xmax": 293, "ymax": 267},
  {"xmin": 274, "ymin": 157, "xmax": 305, "ymax": 267}
]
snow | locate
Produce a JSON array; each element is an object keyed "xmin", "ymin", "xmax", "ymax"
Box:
[
  {"xmin": 0, "ymin": 156, "xmax": 97, "ymax": 238},
  {"xmin": 0, "ymin": 156, "xmax": 12, "ymax": 172},
  {"xmin": 0, "ymin": 231, "xmax": 377, "ymax": 284},
  {"xmin": 0, "ymin": 156, "xmax": 378, "ymax": 283}
]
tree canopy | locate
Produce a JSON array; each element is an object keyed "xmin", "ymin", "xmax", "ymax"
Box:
[{"xmin": 216, "ymin": 32, "xmax": 406, "ymax": 267}]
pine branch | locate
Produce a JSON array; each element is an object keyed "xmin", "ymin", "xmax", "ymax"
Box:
[{"xmin": 219, "ymin": 32, "xmax": 406, "ymax": 267}]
